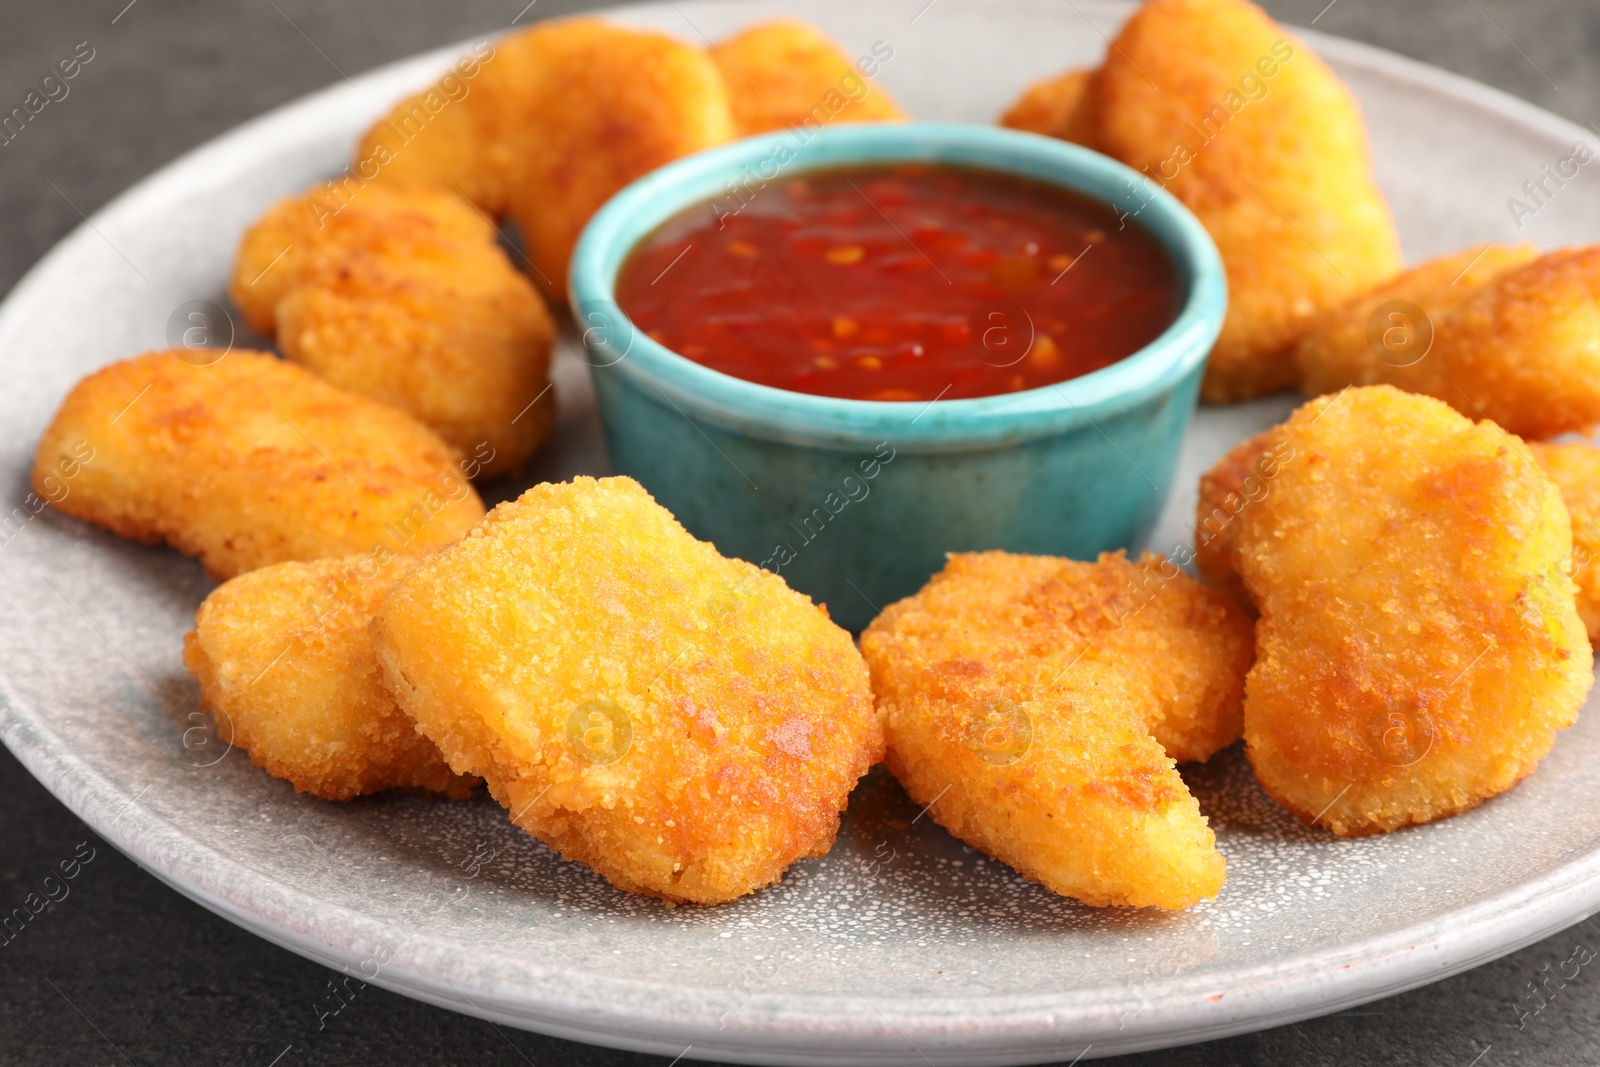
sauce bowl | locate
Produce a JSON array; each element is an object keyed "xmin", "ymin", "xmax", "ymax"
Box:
[{"xmin": 569, "ymin": 122, "xmax": 1226, "ymax": 631}]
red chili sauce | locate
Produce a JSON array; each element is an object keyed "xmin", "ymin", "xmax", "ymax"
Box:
[{"xmin": 614, "ymin": 163, "xmax": 1182, "ymax": 402}]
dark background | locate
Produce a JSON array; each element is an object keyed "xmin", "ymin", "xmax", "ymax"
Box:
[{"xmin": 2, "ymin": 1, "xmax": 1598, "ymax": 1064}]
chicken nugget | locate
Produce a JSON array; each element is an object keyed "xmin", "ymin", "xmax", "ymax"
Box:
[
  {"xmin": 357, "ymin": 20, "xmax": 734, "ymax": 301},
  {"xmin": 1528, "ymin": 442, "xmax": 1600, "ymax": 645},
  {"xmin": 871, "ymin": 660, "xmax": 1223, "ymax": 910},
  {"xmin": 998, "ymin": 68, "xmax": 1096, "ymax": 145},
  {"xmin": 501, "ymin": 21, "xmax": 733, "ymax": 300},
  {"xmin": 33, "ymin": 351, "xmax": 484, "ymax": 579},
  {"xmin": 869, "ymin": 551, "xmax": 1252, "ymax": 762},
  {"xmin": 1292, "ymin": 245, "xmax": 1534, "ymax": 396},
  {"xmin": 183, "ymin": 553, "xmax": 477, "ymax": 800},
  {"xmin": 372, "ymin": 476, "xmax": 882, "ymax": 905},
  {"xmin": 1295, "ymin": 244, "xmax": 1600, "ymax": 440},
  {"xmin": 711, "ymin": 20, "xmax": 904, "ymax": 135},
  {"xmin": 231, "ymin": 183, "xmax": 555, "ymax": 478},
  {"xmin": 354, "ymin": 41, "xmax": 507, "ymax": 214},
  {"xmin": 1234, "ymin": 386, "xmax": 1592, "ymax": 836},
  {"xmin": 860, "ymin": 551, "xmax": 1244, "ymax": 909},
  {"xmin": 1029, "ymin": 0, "xmax": 1400, "ymax": 401},
  {"xmin": 1198, "ymin": 423, "xmax": 1600, "ymax": 636}
]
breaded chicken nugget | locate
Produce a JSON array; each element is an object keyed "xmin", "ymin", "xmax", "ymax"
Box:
[
  {"xmin": 231, "ymin": 183, "xmax": 556, "ymax": 477},
  {"xmin": 1528, "ymin": 442, "xmax": 1600, "ymax": 645},
  {"xmin": 500, "ymin": 21, "xmax": 733, "ymax": 299},
  {"xmin": 356, "ymin": 17, "xmax": 732, "ymax": 300},
  {"xmin": 1234, "ymin": 386, "xmax": 1592, "ymax": 836},
  {"xmin": 1198, "ymin": 423, "xmax": 1600, "ymax": 638},
  {"xmin": 355, "ymin": 41, "xmax": 507, "ymax": 214},
  {"xmin": 183, "ymin": 553, "xmax": 477, "ymax": 800},
  {"xmin": 711, "ymin": 20, "xmax": 904, "ymax": 135},
  {"xmin": 1295, "ymin": 245, "xmax": 1600, "ymax": 440},
  {"xmin": 372, "ymin": 476, "xmax": 882, "ymax": 905},
  {"xmin": 1293, "ymin": 245, "xmax": 1534, "ymax": 394},
  {"xmin": 1032, "ymin": 0, "xmax": 1400, "ymax": 401},
  {"xmin": 360, "ymin": 19, "xmax": 733, "ymax": 301},
  {"xmin": 861, "ymin": 551, "xmax": 1245, "ymax": 909},
  {"xmin": 871, "ymin": 551, "xmax": 1252, "ymax": 763},
  {"xmin": 33, "ymin": 351, "xmax": 484, "ymax": 579},
  {"xmin": 873, "ymin": 660, "xmax": 1223, "ymax": 910},
  {"xmin": 998, "ymin": 68, "xmax": 1096, "ymax": 145},
  {"xmin": 1203, "ymin": 428, "xmax": 1600, "ymax": 646}
]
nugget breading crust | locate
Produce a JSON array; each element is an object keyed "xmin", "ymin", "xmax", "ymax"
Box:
[
  {"xmin": 372, "ymin": 476, "xmax": 882, "ymax": 905},
  {"xmin": 32, "ymin": 351, "xmax": 485, "ymax": 579},
  {"xmin": 1295, "ymin": 244, "xmax": 1600, "ymax": 440},
  {"xmin": 498, "ymin": 22, "xmax": 733, "ymax": 300},
  {"xmin": 230, "ymin": 183, "xmax": 556, "ymax": 477},
  {"xmin": 183, "ymin": 554, "xmax": 477, "ymax": 800},
  {"xmin": 1234, "ymin": 386, "xmax": 1592, "ymax": 836},
  {"xmin": 861, "ymin": 551, "xmax": 1243, "ymax": 909},
  {"xmin": 871, "ymin": 551, "xmax": 1253, "ymax": 763},
  {"xmin": 1193, "ymin": 428, "xmax": 1296, "ymax": 605},
  {"xmin": 1529, "ymin": 442, "xmax": 1600, "ymax": 645},
  {"xmin": 359, "ymin": 18, "xmax": 733, "ymax": 301},
  {"xmin": 711, "ymin": 20, "xmax": 904, "ymax": 135},
  {"xmin": 1198, "ymin": 419, "xmax": 1600, "ymax": 643},
  {"xmin": 1013, "ymin": 0, "xmax": 1401, "ymax": 402},
  {"xmin": 355, "ymin": 40, "xmax": 507, "ymax": 214}
]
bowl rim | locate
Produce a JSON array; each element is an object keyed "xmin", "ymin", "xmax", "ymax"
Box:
[{"xmin": 568, "ymin": 121, "xmax": 1226, "ymax": 449}]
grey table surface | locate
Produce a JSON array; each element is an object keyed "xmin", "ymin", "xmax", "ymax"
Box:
[{"xmin": 2, "ymin": 1, "xmax": 1598, "ymax": 1064}]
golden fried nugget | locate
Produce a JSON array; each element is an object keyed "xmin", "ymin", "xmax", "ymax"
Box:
[
  {"xmin": 1198, "ymin": 423, "xmax": 1600, "ymax": 637},
  {"xmin": 873, "ymin": 660, "xmax": 1223, "ymax": 910},
  {"xmin": 1529, "ymin": 442, "xmax": 1600, "ymax": 644},
  {"xmin": 861, "ymin": 551, "xmax": 1244, "ymax": 909},
  {"xmin": 1296, "ymin": 244, "xmax": 1600, "ymax": 440},
  {"xmin": 998, "ymin": 68, "xmax": 1096, "ymax": 145},
  {"xmin": 1234, "ymin": 386, "xmax": 1592, "ymax": 836},
  {"xmin": 868, "ymin": 551, "xmax": 1252, "ymax": 762},
  {"xmin": 372, "ymin": 476, "xmax": 882, "ymax": 905},
  {"xmin": 32, "ymin": 351, "xmax": 485, "ymax": 579},
  {"xmin": 360, "ymin": 19, "xmax": 733, "ymax": 300},
  {"xmin": 231, "ymin": 183, "xmax": 556, "ymax": 477},
  {"xmin": 711, "ymin": 20, "xmax": 904, "ymax": 135},
  {"xmin": 354, "ymin": 41, "xmax": 507, "ymax": 213},
  {"xmin": 500, "ymin": 21, "xmax": 733, "ymax": 299},
  {"xmin": 1293, "ymin": 244, "xmax": 1534, "ymax": 386},
  {"xmin": 183, "ymin": 554, "xmax": 477, "ymax": 800},
  {"xmin": 1043, "ymin": 0, "xmax": 1400, "ymax": 401}
]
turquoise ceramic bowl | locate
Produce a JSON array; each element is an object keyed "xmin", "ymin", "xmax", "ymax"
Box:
[{"xmin": 569, "ymin": 122, "xmax": 1226, "ymax": 631}]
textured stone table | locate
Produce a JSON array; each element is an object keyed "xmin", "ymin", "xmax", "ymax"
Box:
[{"xmin": 1, "ymin": 1, "xmax": 1596, "ymax": 1064}]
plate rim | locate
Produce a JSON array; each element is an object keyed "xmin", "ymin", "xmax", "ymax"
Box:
[{"xmin": 3, "ymin": 2, "xmax": 1599, "ymax": 1062}]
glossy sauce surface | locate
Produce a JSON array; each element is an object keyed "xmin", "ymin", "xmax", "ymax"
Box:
[{"xmin": 615, "ymin": 164, "xmax": 1183, "ymax": 402}]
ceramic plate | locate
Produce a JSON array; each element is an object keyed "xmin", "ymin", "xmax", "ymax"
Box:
[{"xmin": 4, "ymin": 2, "xmax": 1600, "ymax": 1063}]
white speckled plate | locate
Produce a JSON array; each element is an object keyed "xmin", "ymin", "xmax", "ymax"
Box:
[{"xmin": 4, "ymin": 1, "xmax": 1600, "ymax": 1063}]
